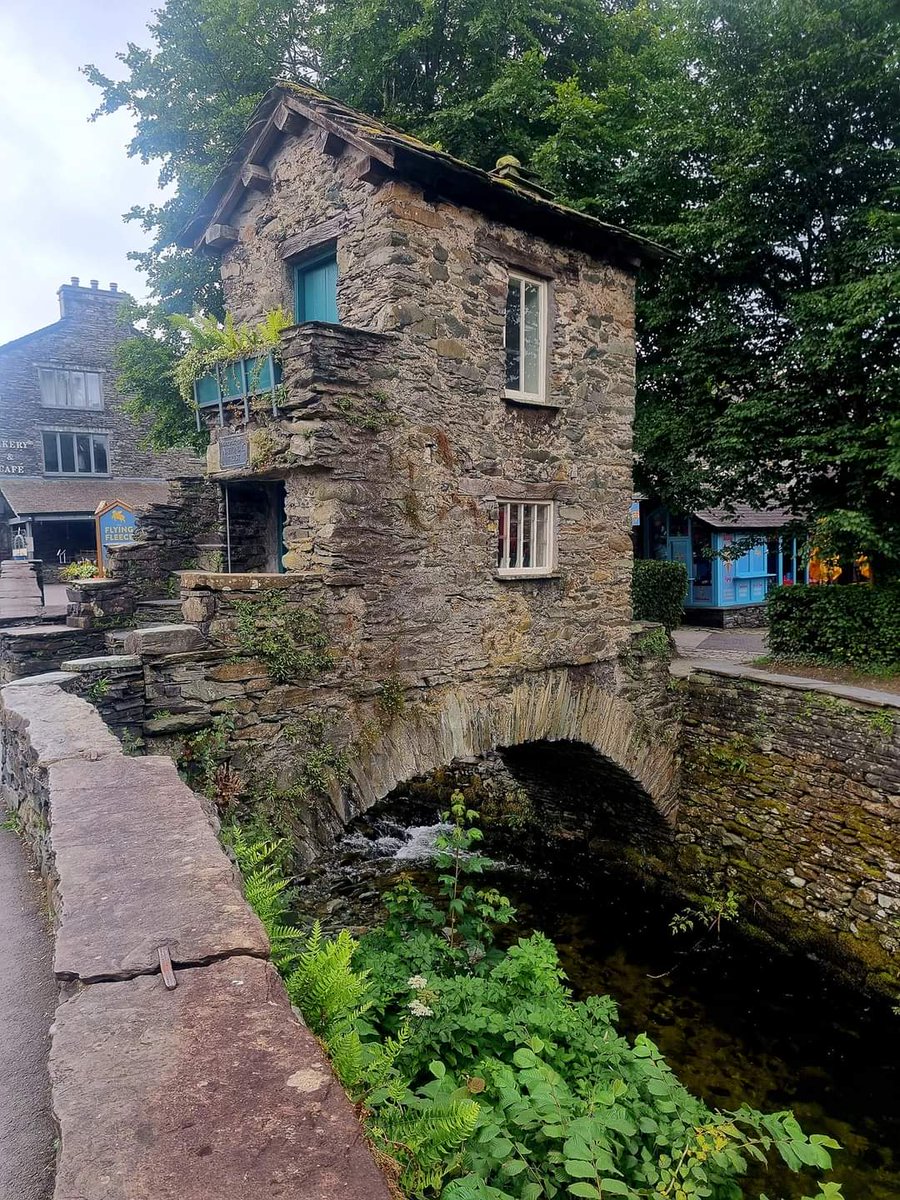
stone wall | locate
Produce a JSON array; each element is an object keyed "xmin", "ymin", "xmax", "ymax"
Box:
[
  {"xmin": 106, "ymin": 476, "xmax": 223, "ymax": 598},
  {"xmin": 0, "ymin": 678, "xmax": 392, "ymax": 1200},
  {"xmin": 0, "ymin": 624, "xmax": 108, "ymax": 684},
  {"xmin": 675, "ymin": 668, "xmax": 900, "ymax": 993}
]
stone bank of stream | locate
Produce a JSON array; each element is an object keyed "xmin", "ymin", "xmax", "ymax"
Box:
[{"xmin": 292, "ymin": 791, "xmax": 900, "ymax": 1200}]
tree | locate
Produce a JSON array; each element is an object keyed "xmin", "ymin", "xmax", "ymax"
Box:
[
  {"xmin": 623, "ymin": 0, "xmax": 899, "ymax": 575},
  {"xmin": 90, "ymin": 0, "xmax": 900, "ymax": 572}
]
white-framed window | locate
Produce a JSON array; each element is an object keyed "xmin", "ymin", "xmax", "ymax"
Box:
[
  {"xmin": 504, "ymin": 273, "xmax": 547, "ymax": 401},
  {"xmin": 42, "ymin": 431, "xmax": 109, "ymax": 476},
  {"xmin": 497, "ymin": 500, "xmax": 555, "ymax": 575},
  {"xmin": 38, "ymin": 367, "xmax": 103, "ymax": 410}
]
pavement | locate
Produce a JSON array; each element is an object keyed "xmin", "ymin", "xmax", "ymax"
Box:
[
  {"xmin": 671, "ymin": 625, "xmax": 900, "ymax": 707},
  {"xmin": 0, "ymin": 562, "xmax": 44, "ymax": 623},
  {"xmin": 672, "ymin": 625, "xmax": 766, "ymax": 664},
  {"xmin": 0, "ymin": 826, "xmax": 56, "ymax": 1200}
]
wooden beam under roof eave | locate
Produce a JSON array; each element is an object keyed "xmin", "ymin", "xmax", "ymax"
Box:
[{"xmin": 199, "ymin": 93, "xmax": 396, "ymax": 246}]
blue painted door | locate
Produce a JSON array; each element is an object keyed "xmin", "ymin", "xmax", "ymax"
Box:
[
  {"xmin": 668, "ymin": 536, "xmax": 692, "ymax": 604},
  {"xmin": 295, "ymin": 254, "xmax": 338, "ymax": 324}
]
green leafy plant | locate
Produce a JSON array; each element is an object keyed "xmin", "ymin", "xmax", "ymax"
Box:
[
  {"xmin": 635, "ymin": 627, "xmax": 671, "ymax": 658},
  {"xmin": 334, "ymin": 391, "xmax": 399, "ymax": 431},
  {"xmin": 59, "ymin": 560, "xmax": 98, "ymax": 582},
  {"xmin": 376, "ymin": 674, "xmax": 406, "ymax": 722},
  {"xmin": 119, "ymin": 728, "xmax": 143, "ymax": 756},
  {"xmin": 671, "ymin": 888, "xmax": 741, "ymax": 937},
  {"xmin": 231, "ymin": 591, "xmax": 335, "ymax": 683},
  {"xmin": 86, "ymin": 676, "xmax": 111, "ymax": 701},
  {"xmin": 235, "ymin": 795, "xmax": 842, "ymax": 1200},
  {"xmin": 632, "ymin": 561, "xmax": 688, "ymax": 630},
  {"xmin": 172, "ymin": 308, "xmax": 291, "ymax": 409},
  {"xmin": 177, "ymin": 713, "xmax": 234, "ymax": 794}
]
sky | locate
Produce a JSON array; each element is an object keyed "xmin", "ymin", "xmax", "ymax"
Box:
[{"xmin": 0, "ymin": 0, "xmax": 165, "ymax": 344}]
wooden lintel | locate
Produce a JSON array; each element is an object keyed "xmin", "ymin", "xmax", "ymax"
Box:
[
  {"xmin": 273, "ymin": 102, "xmax": 309, "ymax": 137},
  {"xmin": 241, "ymin": 163, "xmax": 272, "ymax": 191},
  {"xmin": 204, "ymin": 223, "xmax": 238, "ymax": 249}
]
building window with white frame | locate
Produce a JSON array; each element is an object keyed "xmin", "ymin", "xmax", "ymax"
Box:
[
  {"xmin": 504, "ymin": 273, "xmax": 547, "ymax": 401},
  {"xmin": 38, "ymin": 367, "xmax": 103, "ymax": 410},
  {"xmin": 497, "ymin": 500, "xmax": 555, "ymax": 575},
  {"xmin": 42, "ymin": 431, "xmax": 109, "ymax": 476}
]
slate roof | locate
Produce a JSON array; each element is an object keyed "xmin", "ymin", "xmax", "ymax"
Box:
[
  {"xmin": 694, "ymin": 504, "xmax": 796, "ymax": 530},
  {"xmin": 180, "ymin": 83, "xmax": 670, "ymax": 267},
  {"xmin": 0, "ymin": 477, "xmax": 171, "ymax": 518}
]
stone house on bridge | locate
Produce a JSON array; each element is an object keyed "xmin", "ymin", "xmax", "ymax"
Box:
[{"xmin": 176, "ymin": 84, "xmax": 666, "ymax": 694}]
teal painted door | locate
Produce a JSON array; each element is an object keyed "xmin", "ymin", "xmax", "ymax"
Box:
[
  {"xmin": 668, "ymin": 536, "xmax": 692, "ymax": 603},
  {"xmin": 295, "ymin": 255, "xmax": 338, "ymax": 324}
]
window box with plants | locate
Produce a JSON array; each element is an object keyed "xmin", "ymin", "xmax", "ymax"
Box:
[{"xmin": 173, "ymin": 310, "xmax": 290, "ymax": 429}]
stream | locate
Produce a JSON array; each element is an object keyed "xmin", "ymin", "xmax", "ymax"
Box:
[{"xmin": 292, "ymin": 801, "xmax": 900, "ymax": 1200}]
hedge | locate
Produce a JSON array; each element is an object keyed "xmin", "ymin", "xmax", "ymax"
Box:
[
  {"xmin": 766, "ymin": 583, "xmax": 900, "ymax": 670},
  {"xmin": 632, "ymin": 559, "xmax": 688, "ymax": 630}
]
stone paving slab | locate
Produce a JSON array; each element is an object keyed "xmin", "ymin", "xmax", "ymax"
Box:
[
  {"xmin": 1, "ymin": 683, "xmax": 121, "ymax": 764},
  {"xmin": 50, "ymin": 955, "xmax": 393, "ymax": 1200},
  {"xmin": 671, "ymin": 657, "xmax": 900, "ymax": 709},
  {"xmin": 123, "ymin": 623, "xmax": 206, "ymax": 656},
  {"xmin": 49, "ymin": 753, "xmax": 268, "ymax": 981}
]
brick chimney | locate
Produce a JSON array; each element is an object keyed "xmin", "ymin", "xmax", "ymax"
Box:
[{"xmin": 57, "ymin": 279, "xmax": 131, "ymax": 319}]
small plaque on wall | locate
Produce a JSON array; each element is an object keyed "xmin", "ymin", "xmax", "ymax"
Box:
[{"xmin": 218, "ymin": 433, "xmax": 249, "ymax": 469}]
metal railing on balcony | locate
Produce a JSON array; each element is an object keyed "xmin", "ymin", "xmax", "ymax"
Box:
[{"xmin": 193, "ymin": 352, "xmax": 282, "ymax": 429}]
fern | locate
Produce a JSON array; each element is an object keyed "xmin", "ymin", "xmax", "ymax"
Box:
[
  {"xmin": 285, "ymin": 924, "xmax": 371, "ymax": 1035},
  {"xmin": 228, "ymin": 826, "xmax": 302, "ymax": 969},
  {"xmin": 374, "ymin": 1098, "xmax": 481, "ymax": 1194}
]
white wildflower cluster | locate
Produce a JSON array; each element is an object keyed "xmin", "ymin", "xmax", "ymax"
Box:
[
  {"xmin": 408, "ymin": 998, "xmax": 434, "ymax": 1018},
  {"xmin": 407, "ymin": 975, "xmax": 428, "ymax": 990}
]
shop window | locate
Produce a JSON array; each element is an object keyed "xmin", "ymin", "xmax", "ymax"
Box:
[
  {"xmin": 504, "ymin": 273, "xmax": 547, "ymax": 401},
  {"xmin": 294, "ymin": 252, "xmax": 339, "ymax": 324},
  {"xmin": 497, "ymin": 500, "xmax": 555, "ymax": 575},
  {"xmin": 43, "ymin": 431, "xmax": 109, "ymax": 475},
  {"xmin": 38, "ymin": 368, "xmax": 103, "ymax": 410}
]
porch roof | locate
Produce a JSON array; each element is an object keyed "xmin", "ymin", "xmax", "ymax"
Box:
[{"xmin": 0, "ymin": 477, "xmax": 171, "ymax": 520}]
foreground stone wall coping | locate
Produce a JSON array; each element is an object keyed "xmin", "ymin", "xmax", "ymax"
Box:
[
  {"xmin": 49, "ymin": 752, "xmax": 269, "ymax": 982},
  {"xmin": 51, "ymin": 955, "xmax": 392, "ymax": 1200},
  {"xmin": 672, "ymin": 657, "xmax": 900, "ymax": 710},
  {"xmin": 2, "ymin": 684, "xmax": 121, "ymax": 767},
  {"xmin": 0, "ymin": 681, "xmax": 392, "ymax": 1199},
  {"xmin": 4, "ymin": 671, "xmax": 78, "ymax": 689}
]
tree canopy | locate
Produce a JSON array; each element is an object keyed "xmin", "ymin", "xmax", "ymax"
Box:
[{"xmin": 88, "ymin": 0, "xmax": 900, "ymax": 573}]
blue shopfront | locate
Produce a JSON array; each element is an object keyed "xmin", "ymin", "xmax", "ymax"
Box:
[{"xmin": 637, "ymin": 504, "xmax": 805, "ymax": 626}]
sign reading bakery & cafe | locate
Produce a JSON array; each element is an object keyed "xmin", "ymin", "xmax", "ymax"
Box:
[
  {"xmin": 95, "ymin": 499, "xmax": 138, "ymax": 575},
  {"xmin": 0, "ymin": 438, "xmax": 33, "ymax": 474}
]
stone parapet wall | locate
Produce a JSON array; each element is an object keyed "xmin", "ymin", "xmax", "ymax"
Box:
[
  {"xmin": 0, "ymin": 624, "xmax": 108, "ymax": 684},
  {"xmin": 106, "ymin": 477, "xmax": 222, "ymax": 599},
  {"xmin": 0, "ymin": 679, "xmax": 392, "ymax": 1200},
  {"xmin": 675, "ymin": 668, "xmax": 900, "ymax": 993}
]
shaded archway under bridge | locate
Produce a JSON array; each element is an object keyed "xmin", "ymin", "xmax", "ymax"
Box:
[{"xmin": 345, "ymin": 668, "xmax": 679, "ymax": 834}]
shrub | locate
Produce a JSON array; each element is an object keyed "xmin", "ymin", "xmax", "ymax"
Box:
[
  {"xmin": 767, "ymin": 584, "xmax": 900, "ymax": 670},
  {"xmin": 59, "ymin": 560, "xmax": 98, "ymax": 582},
  {"xmin": 632, "ymin": 559, "xmax": 688, "ymax": 629}
]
